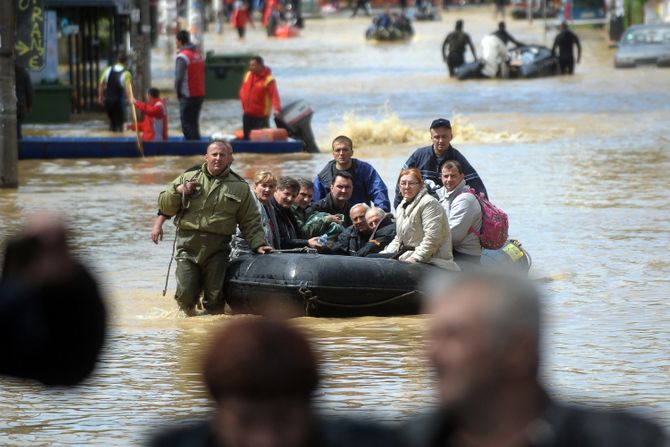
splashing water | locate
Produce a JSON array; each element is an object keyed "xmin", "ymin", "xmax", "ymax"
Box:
[
  {"xmin": 329, "ymin": 104, "xmax": 423, "ymax": 147},
  {"xmin": 328, "ymin": 105, "xmax": 533, "ymax": 148}
]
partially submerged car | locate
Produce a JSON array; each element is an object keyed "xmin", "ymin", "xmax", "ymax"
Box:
[{"xmin": 614, "ymin": 24, "xmax": 670, "ymax": 68}]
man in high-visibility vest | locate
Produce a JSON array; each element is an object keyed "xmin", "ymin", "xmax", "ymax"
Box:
[
  {"xmin": 98, "ymin": 54, "xmax": 132, "ymax": 132},
  {"xmin": 238, "ymin": 56, "xmax": 282, "ymax": 140}
]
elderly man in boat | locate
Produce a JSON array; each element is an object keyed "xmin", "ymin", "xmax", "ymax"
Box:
[{"xmin": 157, "ymin": 141, "xmax": 272, "ymax": 315}]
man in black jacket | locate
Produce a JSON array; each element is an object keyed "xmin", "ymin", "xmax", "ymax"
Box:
[
  {"xmin": 329, "ymin": 203, "xmax": 372, "ymax": 256},
  {"xmin": 271, "ymin": 176, "xmax": 321, "ymax": 249},
  {"xmin": 395, "ymin": 118, "xmax": 487, "ymax": 208},
  {"xmin": 306, "ymin": 171, "xmax": 354, "ymax": 228}
]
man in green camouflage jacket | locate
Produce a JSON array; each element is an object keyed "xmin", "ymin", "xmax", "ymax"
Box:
[{"xmin": 158, "ymin": 141, "xmax": 272, "ymax": 315}]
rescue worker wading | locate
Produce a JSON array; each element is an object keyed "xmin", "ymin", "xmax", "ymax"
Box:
[
  {"xmin": 175, "ymin": 30, "xmax": 205, "ymax": 140},
  {"xmin": 239, "ymin": 55, "xmax": 282, "ymax": 140},
  {"xmin": 157, "ymin": 141, "xmax": 272, "ymax": 316}
]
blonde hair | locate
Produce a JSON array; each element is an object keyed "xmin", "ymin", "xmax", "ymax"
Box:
[{"xmin": 254, "ymin": 170, "xmax": 277, "ymax": 186}]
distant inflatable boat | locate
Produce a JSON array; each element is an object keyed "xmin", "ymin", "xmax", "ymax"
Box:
[
  {"xmin": 456, "ymin": 45, "xmax": 559, "ymax": 80},
  {"xmin": 224, "ymin": 240, "xmax": 531, "ymax": 318}
]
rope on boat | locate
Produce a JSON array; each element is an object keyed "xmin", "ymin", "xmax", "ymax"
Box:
[
  {"xmin": 272, "ymin": 247, "xmax": 318, "ymax": 254},
  {"xmin": 299, "ymin": 287, "xmax": 420, "ymax": 316}
]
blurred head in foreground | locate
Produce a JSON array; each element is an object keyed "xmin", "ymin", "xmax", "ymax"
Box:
[
  {"xmin": 203, "ymin": 319, "xmax": 319, "ymax": 447},
  {"xmin": 1, "ymin": 214, "xmax": 106, "ymax": 386},
  {"xmin": 425, "ymin": 269, "xmax": 541, "ymax": 412}
]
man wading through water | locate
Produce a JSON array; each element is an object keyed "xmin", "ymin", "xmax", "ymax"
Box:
[{"xmin": 157, "ymin": 141, "xmax": 272, "ymax": 316}]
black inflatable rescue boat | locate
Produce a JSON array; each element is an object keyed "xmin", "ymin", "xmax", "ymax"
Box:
[
  {"xmin": 456, "ymin": 45, "xmax": 559, "ymax": 80},
  {"xmin": 224, "ymin": 240, "xmax": 531, "ymax": 318}
]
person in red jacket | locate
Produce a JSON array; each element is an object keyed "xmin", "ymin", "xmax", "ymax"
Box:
[
  {"xmin": 231, "ymin": 1, "xmax": 254, "ymax": 40},
  {"xmin": 130, "ymin": 88, "xmax": 168, "ymax": 141},
  {"xmin": 238, "ymin": 55, "xmax": 282, "ymax": 140}
]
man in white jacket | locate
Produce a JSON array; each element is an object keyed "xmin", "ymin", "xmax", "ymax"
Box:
[{"xmin": 437, "ymin": 160, "xmax": 482, "ymax": 266}]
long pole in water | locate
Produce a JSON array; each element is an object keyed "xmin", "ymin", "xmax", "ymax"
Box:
[{"xmin": 127, "ymin": 83, "xmax": 144, "ymax": 157}]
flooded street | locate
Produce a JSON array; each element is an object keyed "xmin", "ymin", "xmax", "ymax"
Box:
[{"xmin": 1, "ymin": 8, "xmax": 669, "ymax": 444}]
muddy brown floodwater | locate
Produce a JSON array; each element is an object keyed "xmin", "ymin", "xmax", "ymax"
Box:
[{"xmin": 1, "ymin": 8, "xmax": 669, "ymax": 445}]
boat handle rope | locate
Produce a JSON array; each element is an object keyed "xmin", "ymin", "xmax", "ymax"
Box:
[{"xmin": 299, "ymin": 288, "xmax": 420, "ymax": 316}]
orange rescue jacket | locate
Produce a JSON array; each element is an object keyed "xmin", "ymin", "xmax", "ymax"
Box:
[{"xmin": 239, "ymin": 67, "xmax": 281, "ymax": 119}]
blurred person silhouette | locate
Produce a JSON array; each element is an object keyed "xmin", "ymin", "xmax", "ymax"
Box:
[
  {"xmin": 552, "ymin": 22, "xmax": 582, "ymax": 75},
  {"xmin": 401, "ymin": 269, "xmax": 668, "ymax": 447},
  {"xmin": 0, "ymin": 215, "xmax": 107, "ymax": 386},
  {"xmin": 149, "ymin": 318, "xmax": 399, "ymax": 447},
  {"xmin": 442, "ymin": 20, "xmax": 477, "ymax": 77},
  {"xmin": 15, "ymin": 62, "xmax": 33, "ymax": 140}
]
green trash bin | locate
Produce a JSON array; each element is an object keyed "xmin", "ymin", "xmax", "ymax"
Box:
[
  {"xmin": 205, "ymin": 52, "xmax": 253, "ymax": 100},
  {"xmin": 26, "ymin": 83, "xmax": 72, "ymax": 123}
]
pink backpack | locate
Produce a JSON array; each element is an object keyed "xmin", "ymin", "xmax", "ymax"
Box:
[{"xmin": 465, "ymin": 187, "xmax": 508, "ymax": 250}]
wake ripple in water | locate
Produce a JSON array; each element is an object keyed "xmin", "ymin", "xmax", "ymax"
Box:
[{"xmin": 328, "ymin": 104, "xmax": 530, "ymax": 146}]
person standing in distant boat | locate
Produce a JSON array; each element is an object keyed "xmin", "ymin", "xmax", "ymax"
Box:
[
  {"xmin": 98, "ymin": 53, "xmax": 132, "ymax": 133},
  {"xmin": 552, "ymin": 22, "xmax": 582, "ymax": 75},
  {"xmin": 442, "ymin": 20, "xmax": 477, "ymax": 77},
  {"xmin": 238, "ymin": 55, "xmax": 282, "ymax": 140},
  {"xmin": 129, "ymin": 88, "xmax": 168, "ymax": 142},
  {"xmin": 175, "ymin": 30, "xmax": 205, "ymax": 140}
]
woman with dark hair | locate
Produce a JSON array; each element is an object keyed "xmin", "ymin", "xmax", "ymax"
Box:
[
  {"xmin": 380, "ymin": 168, "xmax": 459, "ymax": 271},
  {"xmin": 150, "ymin": 319, "xmax": 398, "ymax": 447}
]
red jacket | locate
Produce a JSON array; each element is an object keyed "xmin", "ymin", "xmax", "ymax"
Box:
[
  {"xmin": 175, "ymin": 46, "xmax": 205, "ymax": 98},
  {"xmin": 239, "ymin": 67, "xmax": 281, "ymax": 118},
  {"xmin": 133, "ymin": 98, "xmax": 168, "ymax": 141},
  {"xmin": 232, "ymin": 8, "xmax": 252, "ymax": 28}
]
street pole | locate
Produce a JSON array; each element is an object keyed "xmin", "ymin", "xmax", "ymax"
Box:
[
  {"xmin": 188, "ymin": 0, "xmax": 204, "ymax": 53},
  {"xmin": 131, "ymin": 0, "xmax": 152, "ymax": 102},
  {"xmin": 0, "ymin": 0, "xmax": 18, "ymax": 188}
]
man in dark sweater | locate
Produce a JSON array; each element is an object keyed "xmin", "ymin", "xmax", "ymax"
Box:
[
  {"xmin": 306, "ymin": 171, "xmax": 354, "ymax": 228},
  {"xmin": 395, "ymin": 118, "xmax": 487, "ymax": 208}
]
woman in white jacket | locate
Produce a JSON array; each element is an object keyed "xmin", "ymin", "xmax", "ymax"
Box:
[{"xmin": 381, "ymin": 168, "xmax": 459, "ymax": 271}]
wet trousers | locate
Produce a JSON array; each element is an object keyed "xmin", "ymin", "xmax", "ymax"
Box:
[
  {"xmin": 242, "ymin": 114, "xmax": 269, "ymax": 140},
  {"xmin": 447, "ymin": 51, "xmax": 465, "ymax": 77},
  {"xmin": 559, "ymin": 56, "xmax": 575, "ymax": 74},
  {"xmin": 105, "ymin": 99, "xmax": 125, "ymax": 132},
  {"xmin": 174, "ymin": 230, "xmax": 232, "ymax": 313},
  {"xmin": 179, "ymin": 96, "xmax": 204, "ymax": 140}
]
